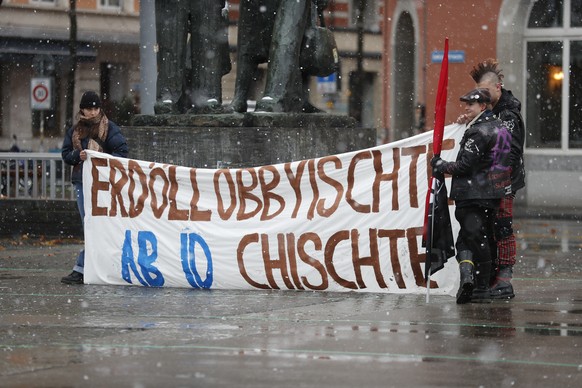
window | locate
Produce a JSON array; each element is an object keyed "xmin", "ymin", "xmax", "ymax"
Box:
[
  {"xmin": 571, "ymin": 0, "xmax": 582, "ymax": 27},
  {"xmin": 351, "ymin": 0, "xmax": 380, "ymax": 32},
  {"xmin": 525, "ymin": 0, "xmax": 582, "ymax": 149},
  {"xmin": 100, "ymin": 0, "xmax": 122, "ymax": 9},
  {"xmin": 528, "ymin": 0, "xmax": 563, "ymax": 28},
  {"xmin": 526, "ymin": 41, "xmax": 562, "ymax": 148},
  {"xmin": 31, "ymin": 0, "xmax": 56, "ymax": 5},
  {"xmin": 569, "ymin": 41, "xmax": 582, "ymax": 147}
]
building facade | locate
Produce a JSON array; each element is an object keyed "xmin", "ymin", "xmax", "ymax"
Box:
[
  {"xmin": 1, "ymin": 0, "xmax": 581, "ymax": 209},
  {"xmin": 0, "ymin": 0, "xmax": 141, "ymax": 152},
  {"xmin": 383, "ymin": 0, "xmax": 582, "ymax": 209},
  {"xmin": 0, "ymin": 0, "xmax": 385, "ymax": 151}
]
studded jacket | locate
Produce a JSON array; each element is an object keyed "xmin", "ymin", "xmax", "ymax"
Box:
[{"xmin": 441, "ymin": 110, "xmax": 512, "ymax": 203}]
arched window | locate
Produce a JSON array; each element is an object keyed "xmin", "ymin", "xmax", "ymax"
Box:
[
  {"xmin": 528, "ymin": 0, "xmax": 563, "ymax": 28},
  {"xmin": 525, "ymin": 0, "xmax": 582, "ymax": 149},
  {"xmin": 392, "ymin": 12, "xmax": 416, "ymax": 140}
]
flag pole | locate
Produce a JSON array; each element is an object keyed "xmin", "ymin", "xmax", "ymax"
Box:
[
  {"xmin": 426, "ymin": 177, "xmax": 437, "ymax": 303},
  {"xmin": 424, "ymin": 37, "xmax": 449, "ymax": 303}
]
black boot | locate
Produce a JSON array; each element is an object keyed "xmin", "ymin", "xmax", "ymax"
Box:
[
  {"xmin": 490, "ymin": 265, "xmax": 515, "ymax": 299},
  {"xmin": 456, "ymin": 250, "xmax": 474, "ymax": 304},
  {"xmin": 61, "ymin": 270, "xmax": 84, "ymax": 285},
  {"xmin": 472, "ymin": 261, "xmax": 493, "ymax": 303}
]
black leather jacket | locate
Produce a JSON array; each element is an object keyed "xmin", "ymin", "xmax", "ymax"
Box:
[
  {"xmin": 493, "ymin": 89, "xmax": 526, "ymax": 192},
  {"xmin": 442, "ymin": 110, "xmax": 512, "ymax": 203}
]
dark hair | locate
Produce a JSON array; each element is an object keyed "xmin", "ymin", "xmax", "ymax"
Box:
[{"xmin": 470, "ymin": 58, "xmax": 504, "ymax": 84}]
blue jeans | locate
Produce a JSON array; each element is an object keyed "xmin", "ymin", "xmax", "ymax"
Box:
[{"xmin": 73, "ymin": 182, "xmax": 85, "ymax": 274}]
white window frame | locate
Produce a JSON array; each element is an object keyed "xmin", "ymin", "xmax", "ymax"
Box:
[{"xmin": 524, "ymin": 0, "xmax": 582, "ymax": 152}]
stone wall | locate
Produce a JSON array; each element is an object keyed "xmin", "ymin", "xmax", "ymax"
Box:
[{"xmin": 126, "ymin": 112, "xmax": 376, "ymax": 168}]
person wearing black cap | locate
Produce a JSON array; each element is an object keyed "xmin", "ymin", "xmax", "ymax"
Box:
[
  {"xmin": 61, "ymin": 91, "xmax": 128, "ymax": 285},
  {"xmin": 431, "ymin": 88, "xmax": 512, "ymax": 304}
]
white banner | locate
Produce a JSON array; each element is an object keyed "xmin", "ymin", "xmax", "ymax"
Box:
[{"xmin": 84, "ymin": 124, "xmax": 465, "ymax": 295}]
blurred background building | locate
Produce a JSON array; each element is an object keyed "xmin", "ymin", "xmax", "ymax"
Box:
[
  {"xmin": 1, "ymin": 0, "xmax": 581, "ymax": 209},
  {"xmin": 0, "ymin": 0, "xmax": 141, "ymax": 152}
]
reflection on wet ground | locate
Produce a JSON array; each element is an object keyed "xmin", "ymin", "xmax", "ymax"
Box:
[{"xmin": 0, "ymin": 217, "xmax": 581, "ymax": 387}]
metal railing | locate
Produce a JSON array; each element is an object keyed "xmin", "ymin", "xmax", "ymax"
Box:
[{"xmin": 0, "ymin": 152, "xmax": 75, "ymax": 200}]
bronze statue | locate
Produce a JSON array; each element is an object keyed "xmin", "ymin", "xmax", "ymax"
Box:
[
  {"xmin": 231, "ymin": 0, "xmax": 333, "ymax": 113},
  {"xmin": 155, "ymin": 0, "xmax": 231, "ymax": 114}
]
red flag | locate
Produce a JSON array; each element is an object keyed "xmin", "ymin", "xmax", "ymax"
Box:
[
  {"xmin": 423, "ymin": 38, "xmax": 454, "ymax": 283},
  {"xmin": 423, "ymin": 38, "xmax": 449, "ymax": 237},
  {"xmin": 432, "ymin": 38, "xmax": 449, "ymax": 156}
]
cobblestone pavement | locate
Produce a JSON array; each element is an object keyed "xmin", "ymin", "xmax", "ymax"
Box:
[{"xmin": 1, "ymin": 218, "xmax": 581, "ymax": 387}]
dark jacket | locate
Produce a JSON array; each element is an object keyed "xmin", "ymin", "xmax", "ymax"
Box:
[
  {"xmin": 442, "ymin": 110, "xmax": 512, "ymax": 204},
  {"xmin": 492, "ymin": 89, "xmax": 526, "ymax": 192},
  {"xmin": 62, "ymin": 119, "xmax": 128, "ymax": 183}
]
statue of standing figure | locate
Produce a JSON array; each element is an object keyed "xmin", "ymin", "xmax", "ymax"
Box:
[
  {"xmin": 231, "ymin": 0, "xmax": 331, "ymax": 113},
  {"xmin": 155, "ymin": 0, "xmax": 231, "ymax": 114},
  {"xmin": 154, "ymin": 0, "xmax": 334, "ymax": 115}
]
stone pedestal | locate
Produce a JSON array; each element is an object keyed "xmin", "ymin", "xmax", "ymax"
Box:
[{"xmin": 124, "ymin": 113, "xmax": 376, "ymax": 168}]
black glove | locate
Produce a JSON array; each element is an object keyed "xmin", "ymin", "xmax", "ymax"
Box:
[{"xmin": 430, "ymin": 156, "xmax": 446, "ymax": 175}]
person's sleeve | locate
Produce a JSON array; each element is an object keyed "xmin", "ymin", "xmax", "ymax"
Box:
[
  {"xmin": 61, "ymin": 127, "xmax": 81, "ymax": 166},
  {"xmin": 441, "ymin": 133, "xmax": 483, "ymax": 176}
]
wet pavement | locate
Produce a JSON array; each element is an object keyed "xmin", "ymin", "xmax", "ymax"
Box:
[{"xmin": 1, "ymin": 217, "xmax": 582, "ymax": 387}]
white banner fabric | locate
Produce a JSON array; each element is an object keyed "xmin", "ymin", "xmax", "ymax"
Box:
[{"xmin": 83, "ymin": 124, "xmax": 465, "ymax": 295}]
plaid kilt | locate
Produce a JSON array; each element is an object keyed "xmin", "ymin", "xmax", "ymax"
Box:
[{"xmin": 496, "ymin": 195, "xmax": 516, "ymax": 266}]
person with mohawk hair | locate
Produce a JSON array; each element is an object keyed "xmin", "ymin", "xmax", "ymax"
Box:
[
  {"xmin": 432, "ymin": 88, "xmax": 512, "ymax": 304},
  {"xmin": 460, "ymin": 59, "xmax": 526, "ymax": 300}
]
